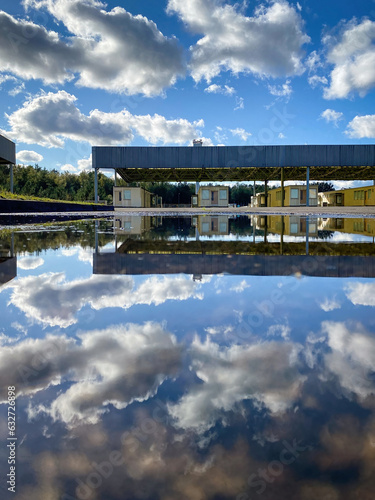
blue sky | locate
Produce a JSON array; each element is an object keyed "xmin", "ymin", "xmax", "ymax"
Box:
[{"xmin": 0, "ymin": 0, "xmax": 375, "ymax": 177}]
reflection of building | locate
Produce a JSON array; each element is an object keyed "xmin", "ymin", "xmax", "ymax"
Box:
[
  {"xmin": 253, "ymin": 185, "xmax": 318, "ymax": 207},
  {"xmin": 255, "ymin": 215, "xmax": 318, "ymax": 237},
  {"xmin": 0, "ymin": 258, "xmax": 16, "ymax": 286},
  {"xmin": 192, "ymin": 186, "xmax": 229, "ymax": 207},
  {"xmin": 319, "ymin": 185, "xmax": 375, "ymax": 207},
  {"xmin": 192, "ymin": 215, "xmax": 230, "ymax": 236},
  {"xmin": 114, "ymin": 216, "xmax": 153, "ymax": 235},
  {"xmin": 113, "ymin": 187, "xmax": 160, "ymax": 209},
  {"xmin": 319, "ymin": 217, "xmax": 375, "ymax": 237}
]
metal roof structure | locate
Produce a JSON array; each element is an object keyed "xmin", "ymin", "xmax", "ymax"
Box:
[
  {"xmin": 0, "ymin": 134, "xmax": 16, "ymax": 165},
  {"xmin": 92, "ymin": 145, "xmax": 375, "ymax": 182}
]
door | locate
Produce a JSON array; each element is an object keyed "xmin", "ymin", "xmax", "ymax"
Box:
[
  {"xmin": 211, "ymin": 191, "xmax": 218, "ymax": 205},
  {"xmin": 300, "ymin": 189, "xmax": 306, "ymax": 205}
]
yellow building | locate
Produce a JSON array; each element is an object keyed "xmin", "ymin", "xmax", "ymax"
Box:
[
  {"xmin": 255, "ymin": 215, "xmax": 318, "ymax": 236},
  {"xmin": 318, "ymin": 217, "xmax": 375, "ymax": 237},
  {"xmin": 319, "ymin": 185, "xmax": 375, "ymax": 207},
  {"xmin": 113, "ymin": 187, "xmax": 158, "ymax": 209},
  {"xmin": 253, "ymin": 185, "xmax": 318, "ymax": 207},
  {"xmin": 192, "ymin": 185, "xmax": 229, "ymax": 207}
]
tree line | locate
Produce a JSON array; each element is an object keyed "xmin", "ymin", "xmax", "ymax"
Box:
[{"xmin": 0, "ymin": 164, "xmax": 334, "ymax": 205}]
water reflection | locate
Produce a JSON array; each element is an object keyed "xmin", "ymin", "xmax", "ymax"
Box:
[{"xmin": 0, "ymin": 215, "xmax": 375, "ymax": 500}]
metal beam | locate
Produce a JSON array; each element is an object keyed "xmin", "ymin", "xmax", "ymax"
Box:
[
  {"xmin": 306, "ymin": 166, "xmax": 310, "ymax": 207},
  {"xmin": 10, "ymin": 164, "xmax": 13, "ymax": 194},
  {"xmin": 94, "ymin": 168, "xmax": 98, "ymax": 203}
]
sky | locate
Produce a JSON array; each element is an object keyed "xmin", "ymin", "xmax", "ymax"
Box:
[{"xmin": 0, "ymin": 0, "xmax": 375, "ymax": 179}]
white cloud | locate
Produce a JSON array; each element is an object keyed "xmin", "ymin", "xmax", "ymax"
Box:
[
  {"xmin": 167, "ymin": 0, "xmax": 310, "ymax": 82},
  {"xmin": 60, "ymin": 164, "xmax": 77, "ymax": 173},
  {"xmin": 4, "ymin": 91, "xmax": 205, "ymax": 147},
  {"xmin": 0, "ymin": 323, "xmax": 181, "ymax": 426},
  {"xmin": 204, "ymin": 84, "xmax": 236, "ymax": 95},
  {"xmin": 320, "ymin": 108, "xmax": 344, "ymax": 126},
  {"xmin": 2, "ymin": 272, "xmax": 204, "ymax": 328},
  {"xmin": 345, "ymin": 282, "xmax": 375, "ymax": 306},
  {"xmin": 168, "ymin": 337, "xmax": 305, "ymax": 432},
  {"xmin": 17, "ymin": 257, "xmax": 44, "ymax": 270},
  {"xmin": 268, "ymin": 79, "xmax": 292, "ymax": 99},
  {"xmin": 2, "ymin": 1, "xmax": 185, "ymax": 96},
  {"xmin": 308, "ymin": 75, "xmax": 328, "ymax": 88},
  {"xmin": 230, "ymin": 128, "xmax": 252, "ymax": 142},
  {"xmin": 234, "ymin": 96, "xmax": 245, "ymax": 110},
  {"xmin": 17, "ymin": 150, "xmax": 44, "ymax": 164},
  {"xmin": 306, "ymin": 50, "xmax": 322, "ymax": 73},
  {"xmin": 319, "ymin": 297, "xmax": 341, "ymax": 312},
  {"xmin": 323, "ymin": 321, "xmax": 375, "ymax": 399},
  {"xmin": 324, "ymin": 19, "xmax": 375, "ymax": 99},
  {"xmin": 278, "ymin": 132, "xmax": 286, "ymax": 139},
  {"xmin": 346, "ymin": 114, "xmax": 375, "ymax": 139}
]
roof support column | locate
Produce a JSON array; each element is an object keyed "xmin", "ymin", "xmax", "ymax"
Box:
[
  {"xmin": 94, "ymin": 168, "xmax": 98, "ymax": 203},
  {"xmin": 281, "ymin": 167, "xmax": 285, "ymax": 207},
  {"xmin": 306, "ymin": 216, "xmax": 309, "ymax": 255},
  {"xmin": 114, "ymin": 169, "xmax": 117, "ymax": 187},
  {"xmin": 195, "ymin": 182, "xmax": 199, "ymax": 195},
  {"xmin": 10, "ymin": 164, "xmax": 14, "ymax": 194},
  {"xmin": 264, "ymin": 180, "xmax": 268, "ymax": 207},
  {"xmin": 306, "ymin": 167, "xmax": 310, "ymax": 207}
]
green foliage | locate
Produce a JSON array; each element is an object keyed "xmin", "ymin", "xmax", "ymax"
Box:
[{"xmin": 0, "ymin": 165, "xmax": 114, "ymax": 203}]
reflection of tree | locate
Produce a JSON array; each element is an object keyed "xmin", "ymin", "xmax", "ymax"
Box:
[
  {"xmin": 0, "ymin": 220, "xmax": 114, "ymax": 254},
  {"xmin": 146, "ymin": 217, "xmax": 195, "ymax": 240},
  {"xmin": 317, "ymin": 230, "xmax": 334, "ymax": 240}
]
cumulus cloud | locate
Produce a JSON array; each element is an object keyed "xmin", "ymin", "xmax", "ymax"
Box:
[
  {"xmin": 2, "ymin": 272, "xmax": 203, "ymax": 328},
  {"xmin": 268, "ymin": 79, "xmax": 293, "ymax": 99},
  {"xmin": 230, "ymin": 128, "xmax": 252, "ymax": 141},
  {"xmin": 168, "ymin": 337, "xmax": 305, "ymax": 432},
  {"xmin": 17, "ymin": 257, "xmax": 44, "ymax": 270},
  {"xmin": 345, "ymin": 282, "xmax": 375, "ymax": 306},
  {"xmin": 320, "ymin": 108, "xmax": 344, "ymax": 126},
  {"xmin": 4, "ymin": 91, "xmax": 205, "ymax": 147},
  {"xmin": 229, "ymin": 279, "xmax": 251, "ymax": 292},
  {"xmin": 308, "ymin": 75, "xmax": 328, "ymax": 88},
  {"xmin": 204, "ymin": 84, "xmax": 236, "ymax": 95},
  {"xmin": 16, "ymin": 150, "xmax": 44, "ymax": 164},
  {"xmin": 323, "ymin": 321, "xmax": 375, "ymax": 399},
  {"xmin": 319, "ymin": 297, "xmax": 341, "ymax": 312},
  {"xmin": 0, "ymin": 323, "xmax": 181, "ymax": 425},
  {"xmin": 346, "ymin": 114, "xmax": 375, "ymax": 139},
  {"xmin": 324, "ymin": 19, "xmax": 375, "ymax": 99},
  {"xmin": 167, "ymin": 0, "xmax": 310, "ymax": 82},
  {"xmin": 2, "ymin": 0, "xmax": 185, "ymax": 96}
]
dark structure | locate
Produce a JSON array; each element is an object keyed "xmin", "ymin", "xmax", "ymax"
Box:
[
  {"xmin": 0, "ymin": 134, "xmax": 16, "ymax": 193},
  {"xmin": 92, "ymin": 144, "xmax": 375, "ymax": 206}
]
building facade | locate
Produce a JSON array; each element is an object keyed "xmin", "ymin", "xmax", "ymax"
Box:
[
  {"xmin": 192, "ymin": 186, "xmax": 229, "ymax": 207},
  {"xmin": 319, "ymin": 185, "xmax": 375, "ymax": 207},
  {"xmin": 253, "ymin": 185, "xmax": 318, "ymax": 207},
  {"xmin": 113, "ymin": 187, "xmax": 158, "ymax": 209}
]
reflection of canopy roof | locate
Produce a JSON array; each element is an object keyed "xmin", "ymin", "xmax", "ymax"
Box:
[
  {"xmin": 0, "ymin": 134, "xmax": 16, "ymax": 165},
  {"xmin": 0, "ymin": 257, "xmax": 17, "ymax": 285},
  {"xmin": 92, "ymin": 145, "xmax": 375, "ymax": 182},
  {"xmin": 94, "ymin": 252, "xmax": 375, "ymax": 278}
]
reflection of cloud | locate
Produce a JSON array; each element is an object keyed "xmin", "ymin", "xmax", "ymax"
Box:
[
  {"xmin": 229, "ymin": 279, "xmax": 250, "ymax": 293},
  {"xmin": 323, "ymin": 321, "xmax": 375, "ymax": 399},
  {"xmin": 3, "ymin": 273, "xmax": 203, "ymax": 328},
  {"xmin": 169, "ymin": 337, "xmax": 305, "ymax": 432},
  {"xmin": 17, "ymin": 257, "xmax": 44, "ymax": 270},
  {"xmin": 345, "ymin": 282, "xmax": 375, "ymax": 306},
  {"xmin": 0, "ymin": 323, "xmax": 181, "ymax": 426},
  {"xmin": 319, "ymin": 297, "xmax": 341, "ymax": 312}
]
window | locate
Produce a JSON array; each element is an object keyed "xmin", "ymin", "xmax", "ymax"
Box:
[
  {"xmin": 202, "ymin": 222, "xmax": 209, "ymax": 232},
  {"xmin": 309, "ymin": 189, "xmax": 317, "ymax": 198},
  {"xmin": 118, "ymin": 191, "xmax": 122, "ymax": 202},
  {"xmin": 124, "ymin": 221, "xmax": 131, "ymax": 230},
  {"xmin": 124, "ymin": 190, "xmax": 131, "ymax": 200},
  {"xmin": 291, "ymin": 189, "xmax": 299, "ymax": 199},
  {"xmin": 290, "ymin": 223, "xmax": 298, "ymax": 233},
  {"xmin": 219, "ymin": 222, "xmax": 227, "ymax": 232},
  {"xmin": 211, "ymin": 191, "xmax": 215, "ymax": 201},
  {"xmin": 219, "ymin": 189, "xmax": 227, "ymax": 200},
  {"xmin": 202, "ymin": 189, "xmax": 210, "ymax": 200}
]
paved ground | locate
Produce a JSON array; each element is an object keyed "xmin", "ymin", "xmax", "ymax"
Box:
[
  {"xmin": 113, "ymin": 206, "xmax": 375, "ymax": 217},
  {"xmin": 2, "ymin": 206, "xmax": 375, "ymax": 218}
]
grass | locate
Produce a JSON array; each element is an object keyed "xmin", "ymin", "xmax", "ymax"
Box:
[{"xmin": 0, "ymin": 190, "xmax": 106, "ymax": 206}]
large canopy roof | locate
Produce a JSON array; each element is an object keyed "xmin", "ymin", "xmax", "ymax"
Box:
[
  {"xmin": 0, "ymin": 134, "xmax": 16, "ymax": 165},
  {"xmin": 92, "ymin": 145, "xmax": 375, "ymax": 182}
]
